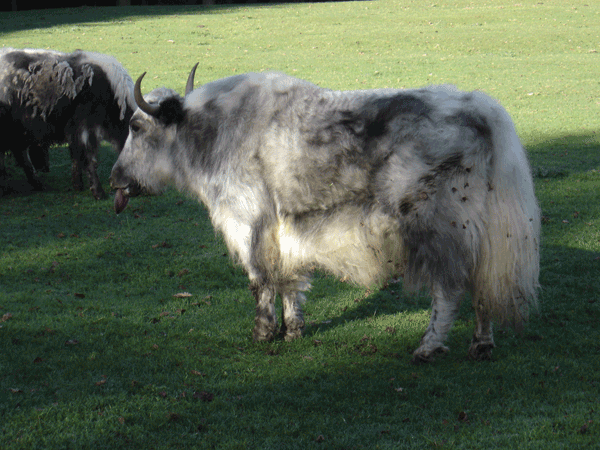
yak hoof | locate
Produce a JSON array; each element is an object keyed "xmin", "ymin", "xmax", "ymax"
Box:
[
  {"xmin": 282, "ymin": 326, "xmax": 304, "ymax": 342},
  {"xmin": 253, "ymin": 325, "xmax": 276, "ymax": 342},
  {"xmin": 468, "ymin": 340, "xmax": 495, "ymax": 361},
  {"xmin": 30, "ymin": 178, "xmax": 44, "ymax": 191},
  {"xmin": 411, "ymin": 345, "xmax": 449, "ymax": 364},
  {"xmin": 91, "ymin": 186, "xmax": 107, "ymax": 200}
]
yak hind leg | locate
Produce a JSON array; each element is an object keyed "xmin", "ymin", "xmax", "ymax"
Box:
[
  {"xmin": 412, "ymin": 283, "xmax": 463, "ymax": 364},
  {"xmin": 250, "ymin": 281, "xmax": 278, "ymax": 342},
  {"xmin": 468, "ymin": 302, "xmax": 495, "ymax": 360}
]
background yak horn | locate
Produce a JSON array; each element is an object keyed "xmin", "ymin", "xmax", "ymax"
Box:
[
  {"xmin": 134, "ymin": 72, "xmax": 160, "ymax": 116},
  {"xmin": 185, "ymin": 63, "xmax": 199, "ymax": 96}
]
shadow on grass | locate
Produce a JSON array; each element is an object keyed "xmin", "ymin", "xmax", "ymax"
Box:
[
  {"xmin": 0, "ymin": 3, "xmax": 284, "ymax": 35},
  {"xmin": 525, "ymin": 131, "xmax": 600, "ymax": 176}
]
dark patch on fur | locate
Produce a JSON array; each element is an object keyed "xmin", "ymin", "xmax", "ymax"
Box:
[
  {"xmin": 419, "ymin": 173, "xmax": 436, "ymax": 188},
  {"xmin": 453, "ymin": 110, "xmax": 493, "ymax": 143},
  {"xmin": 184, "ymin": 105, "xmax": 220, "ymax": 172},
  {"xmin": 4, "ymin": 50, "xmax": 39, "ymax": 72},
  {"xmin": 364, "ymin": 94, "xmax": 431, "ymax": 138},
  {"xmin": 403, "ymin": 225, "xmax": 471, "ymax": 292},
  {"xmin": 399, "ymin": 198, "xmax": 415, "ymax": 216},
  {"xmin": 156, "ymin": 97, "xmax": 185, "ymax": 126},
  {"xmin": 433, "ymin": 153, "xmax": 463, "ymax": 176}
]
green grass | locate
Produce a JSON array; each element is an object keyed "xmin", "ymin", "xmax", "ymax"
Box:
[{"xmin": 1, "ymin": 1, "xmax": 599, "ymax": 448}]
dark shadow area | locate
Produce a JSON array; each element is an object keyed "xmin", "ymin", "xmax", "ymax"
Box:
[
  {"xmin": 0, "ymin": 1, "xmax": 357, "ymax": 27},
  {"xmin": 0, "ymin": 4, "xmax": 248, "ymax": 35},
  {"xmin": 4, "ymin": 0, "xmax": 352, "ymax": 13},
  {"xmin": 525, "ymin": 132, "xmax": 600, "ymax": 177}
]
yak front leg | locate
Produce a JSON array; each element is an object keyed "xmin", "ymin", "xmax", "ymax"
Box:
[
  {"xmin": 250, "ymin": 281, "xmax": 278, "ymax": 342},
  {"xmin": 468, "ymin": 300, "xmax": 495, "ymax": 360},
  {"xmin": 281, "ymin": 290, "xmax": 306, "ymax": 342},
  {"xmin": 412, "ymin": 282, "xmax": 463, "ymax": 363}
]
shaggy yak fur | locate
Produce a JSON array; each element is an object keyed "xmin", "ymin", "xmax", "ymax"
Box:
[
  {"xmin": 111, "ymin": 67, "xmax": 540, "ymax": 362},
  {"xmin": 0, "ymin": 47, "xmax": 136, "ymax": 198}
]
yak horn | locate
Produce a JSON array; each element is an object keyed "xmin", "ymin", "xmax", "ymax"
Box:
[
  {"xmin": 134, "ymin": 72, "xmax": 160, "ymax": 116},
  {"xmin": 185, "ymin": 62, "xmax": 199, "ymax": 96}
]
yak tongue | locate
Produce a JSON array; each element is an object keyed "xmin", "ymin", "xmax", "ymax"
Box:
[{"xmin": 114, "ymin": 188, "xmax": 129, "ymax": 214}]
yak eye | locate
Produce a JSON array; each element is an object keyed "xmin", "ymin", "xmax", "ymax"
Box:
[{"xmin": 130, "ymin": 120, "xmax": 142, "ymax": 134}]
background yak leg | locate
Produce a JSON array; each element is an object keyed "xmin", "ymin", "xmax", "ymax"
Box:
[
  {"xmin": 28, "ymin": 144, "xmax": 50, "ymax": 173},
  {"xmin": 69, "ymin": 144, "xmax": 85, "ymax": 192},
  {"xmin": 468, "ymin": 303, "xmax": 495, "ymax": 360},
  {"xmin": 11, "ymin": 147, "xmax": 43, "ymax": 191},
  {"xmin": 281, "ymin": 290, "xmax": 306, "ymax": 342},
  {"xmin": 412, "ymin": 282, "xmax": 463, "ymax": 363},
  {"xmin": 70, "ymin": 132, "xmax": 106, "ymax": 199},
  {"xmin": 251, "ymin": 281, "xmax": 278, "ymax": 341},
  {"xmin": 85, "ymin": 153, "xmax": 105, "ymax": 200}
]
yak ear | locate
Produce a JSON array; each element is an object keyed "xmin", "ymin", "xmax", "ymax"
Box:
[{"xmin": 157, "ymin": 97, "xmax": 185, "ymax": 126}]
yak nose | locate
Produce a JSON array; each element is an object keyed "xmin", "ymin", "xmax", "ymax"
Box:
[{"xmin": 109, "ymin": 164, "xmax": 128, "ymax": 190}]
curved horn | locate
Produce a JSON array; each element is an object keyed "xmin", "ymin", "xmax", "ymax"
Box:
[
  {"xmin": 134, "ymin": 72, "xmax": 160, "ymax": 116},
  {"xmin": 185, "ymin": 62, "xmax": 199, "ymax": 96}
]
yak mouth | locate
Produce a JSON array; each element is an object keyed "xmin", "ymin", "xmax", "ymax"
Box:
[{"xmin": 113, "ymin": 183, "xmax": 140, "ymax": 214}]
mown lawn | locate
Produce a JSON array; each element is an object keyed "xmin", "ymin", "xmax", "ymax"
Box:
[{"xmin": 1, "ymin": 1, "xmax": 599, "ymax": 448}]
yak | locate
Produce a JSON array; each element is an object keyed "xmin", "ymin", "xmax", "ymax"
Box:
[
  {"xmin": 0, "ymin": 47, "xmax": 136, "ymax": 198},
  {"xmin": 110, "ymin": 67, "xmax": 540, "ymax": 362}
]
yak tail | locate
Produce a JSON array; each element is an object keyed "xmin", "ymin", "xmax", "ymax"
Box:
[{"xmin": 472, "ymin": 92, "xmax": 540, "ymax": 328}]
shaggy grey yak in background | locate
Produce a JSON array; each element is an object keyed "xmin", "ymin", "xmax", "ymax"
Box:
[
  {"xmin": 0, "ymin": 47, "xmax": 135, "ymax": 198},
  {"xmin": 110, "ymin": 66, "xmax": 540, "ymax": 362}
]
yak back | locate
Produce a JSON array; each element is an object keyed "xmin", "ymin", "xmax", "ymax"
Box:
[
  {"xmin": 247, "ymin": 75, "xmax": 493, "ymax": 217},
  {"xmin": 179, "ymin": 73, "xmax": 493, "ymax": 226}
]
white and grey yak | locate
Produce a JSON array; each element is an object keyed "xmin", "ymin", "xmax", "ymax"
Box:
[
  {"xmin": 0, "ymin": 47, "xmax": 136, "ymax": 198},
  {"xmin": 110, "ymin": 66, "xmax": 540, "ymax": 362}
]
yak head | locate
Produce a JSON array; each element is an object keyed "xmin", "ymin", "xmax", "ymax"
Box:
[{"xmin": 110, "ymin": 64, "xmax": 198, "ymax": 214}]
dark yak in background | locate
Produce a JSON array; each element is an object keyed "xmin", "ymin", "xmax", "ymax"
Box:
[
  {"xmin": 111, "ymin": 67, "xmax": 540, "ymax": 363},
  {"xmin": 0, "ymin": 47, "xmax": 136, "ymax": 198}
]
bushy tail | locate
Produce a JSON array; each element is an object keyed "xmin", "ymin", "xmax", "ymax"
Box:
[{"xmin": 471, "ymin": 92, "xmax": 540, "ymax": 328}]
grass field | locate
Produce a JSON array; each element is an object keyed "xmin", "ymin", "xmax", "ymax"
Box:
[{"xmin": 1, "ymin": 1, "xmax": 599, "ymax": 448}]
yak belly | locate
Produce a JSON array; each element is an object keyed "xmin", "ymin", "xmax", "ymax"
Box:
[{"xmin": 276, "ymin": 205, "xmax": 404, "ymax": 287}]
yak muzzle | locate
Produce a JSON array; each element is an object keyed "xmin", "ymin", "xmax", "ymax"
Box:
[{"xmin": 110, "ymin": 166, "xmax": 140, "ymax": 214}]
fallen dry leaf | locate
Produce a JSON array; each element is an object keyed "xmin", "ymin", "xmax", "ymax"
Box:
[
  {"xmin": 173, "ymin": 292, "xmax": 192, "ymax": 298},
  {"xmin": 1, "ymin": 313, "xmax": 13, "ymax": 322},
  {"xmin": 152, "ymin": 241, "xmax": 172, "ymax": 249},
  {"xmin": 193, "ymin": 391, "xmax": 214, "ymax": 402}
]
